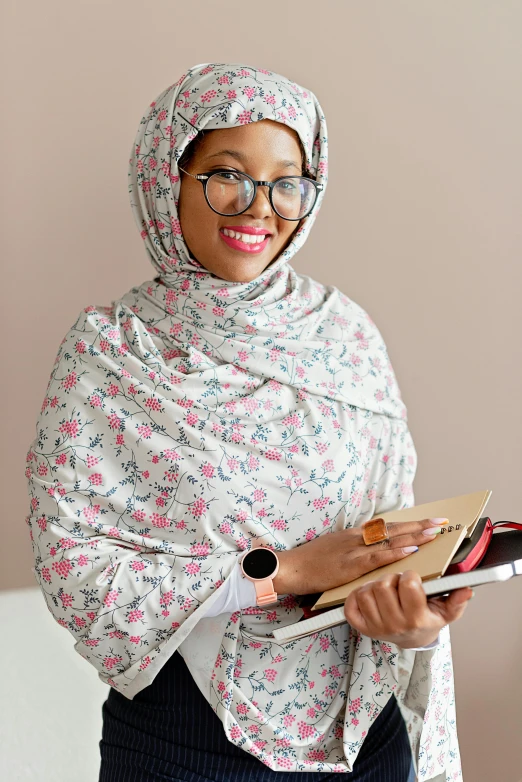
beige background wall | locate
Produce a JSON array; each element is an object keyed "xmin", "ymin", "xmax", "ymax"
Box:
[{"xmin": 2, "ymin": 1, "xmax": 521, "ymax": 780}]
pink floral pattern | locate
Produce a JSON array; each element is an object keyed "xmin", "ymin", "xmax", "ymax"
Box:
[{"xmin": 25, "ymin": 63, "xmax": 461, "ymax": 779}]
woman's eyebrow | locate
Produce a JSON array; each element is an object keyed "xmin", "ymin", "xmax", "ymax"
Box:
[{"xmin": 205, "ymin": 149, "xmax": 301, "ymax": 171}]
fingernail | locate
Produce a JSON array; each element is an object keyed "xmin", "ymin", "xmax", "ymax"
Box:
[
  {"xmin": 428, "ymin": 518, "xmax": 449, "ymax": 526},
  {"xmin": 402, "ymin": 546, "xmax": 418, "ymax": 554},
  {"xmin": 423, "ymin": 527, "xmax": 443, "ymax": 536},
  {"xmin": 470, "ymin": 590, "xmax": 475, "ymax": 598}
]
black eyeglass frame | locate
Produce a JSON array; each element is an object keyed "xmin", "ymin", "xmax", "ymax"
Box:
[{"xmin": 178, "ymin": 165, "xmax": 324, "ymax": 221}]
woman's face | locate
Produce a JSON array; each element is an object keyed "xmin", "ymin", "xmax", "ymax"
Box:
[{"xmin": 178, "ymin": 120, "xmax": 304, "ymax": 283}]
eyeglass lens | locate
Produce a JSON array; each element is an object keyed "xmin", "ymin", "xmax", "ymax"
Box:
[{"xmin": 206, "ymin": 172, "xmax": 317, "ymax": 219}]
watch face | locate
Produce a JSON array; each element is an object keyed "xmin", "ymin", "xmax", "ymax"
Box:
[{"xmin": 243, "ymin": 548, "xmax": 278, "ymax": 579}]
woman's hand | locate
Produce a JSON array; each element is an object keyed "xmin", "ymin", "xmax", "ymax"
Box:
[
  {"xmin": 273, "ymin": 518, "xmax": 448, "ymax": 596},
  {"xmin": 344, "ymin": 570, "xmax": 473, "ymax": 648}
]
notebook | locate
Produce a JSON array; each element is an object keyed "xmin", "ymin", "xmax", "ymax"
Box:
[
  {"xmin": 272, "ymin": 560, "xmax": 520, "ymax": 642},
  {"xmin": 313, "ymin": 489, "xmax": 490, "ymax": 610},
  {"xmin": 272, "ymin": 527, "xmax": 522, "ymax": 643},
  {"xmin": 271, "ymin": 489, "xmax": 492, "ymax": 641}
]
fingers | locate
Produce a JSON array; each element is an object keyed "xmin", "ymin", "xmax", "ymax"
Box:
[
  {"xmin": 351, "ymin": 580, "xmax": 387, "ymax": 628},
  {"xmin": 354, "ymin": 572, "xmax": 427, "ymax": 635},
  {"xmin": 386, "ymin": 523, "xmax": 448, "ymax": 553},
  {"xmin": 449, "ymin": 586, "xmax": 474, "ymax": 606},
  {"xmin": 345, "ymin": 571, "xmax": 433, "ymax": 642},
  {"xmin": 348, "ymin": 545, "xmax": 420, "ymax": 580},
  {"xmin": 385, "ymin": 518, "xmax": 449, "ymax": 539},
  {"xmin": 428, "ymin": 587, "xmax": 474, "ymax": 624},
  {"xmin": 341, "ymin": 518, "xmax": 449, "ymax": 585},
  {"xmin": 346, "ymin": 518, "xmax": 447, "ymax": 554},
  {"xmin": 344, "ymin": 591, "xmax": 371, "ymax": 636},
  {"xmin": 357, "ymin": 573, "xmax": 404, "ymax": 630},
  {"xmin": 384, "ymin": 529, "xmax": 442, "ymax": 550},
  {"xmin": 350, "ymin": 518, "xmax": 449, "ymax": 561},
  {"xmin": 396, "ymin": 571, "xmax": 427, "ymax": 622},
  {"xmin": 344, "ymin": 571, "xmax": 472, "ymax": 645},
  {"xmin": 344, "ymin": 572, "xmax": 420, "ymax": 638},
  {"xmin": 348, "ymin": 518, "xmax": 445, "ymax": 546}
]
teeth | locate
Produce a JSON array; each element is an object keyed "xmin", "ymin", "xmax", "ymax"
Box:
[{"xmin": 222, "ymin": 228, "xmax": 267, "ymax": 244}]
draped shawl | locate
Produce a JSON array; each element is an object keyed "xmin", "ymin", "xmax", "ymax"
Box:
[{"xmin": 26, "ymin": 63, "xmax": 461, "ymax": 780}]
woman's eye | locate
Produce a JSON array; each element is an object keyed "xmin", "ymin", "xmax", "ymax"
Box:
[{"xmin": 214, "ymin": 171, "xmax": 243, "ymax": 182}]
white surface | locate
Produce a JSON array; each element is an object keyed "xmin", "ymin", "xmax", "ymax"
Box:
[{"xmin": 0, "ymin": 587, "xmax": 108, "ymax": 782}]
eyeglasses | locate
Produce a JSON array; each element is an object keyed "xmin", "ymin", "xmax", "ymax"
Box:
[{"xmin": 178, "ymin": 166, "xmax": 323, "ymax": 221}]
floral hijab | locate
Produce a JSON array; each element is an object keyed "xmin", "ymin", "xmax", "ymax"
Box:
[{"xmin": 26, "ymin": 64, "xmax": 461, "ymax": 780}]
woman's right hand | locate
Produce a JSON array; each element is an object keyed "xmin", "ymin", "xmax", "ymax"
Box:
[{"xmin": 273, "ymin": 518, "xmax": 448, "ymax": 596}]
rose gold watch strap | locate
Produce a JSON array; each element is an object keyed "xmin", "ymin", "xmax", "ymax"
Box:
[{"xmin": 254, "ymin": 579, "xmax": 277, "ymax": 606}]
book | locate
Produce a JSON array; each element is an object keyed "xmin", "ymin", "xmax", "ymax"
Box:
[
  {"xmin": 272, "ymin": 559, "xmax": 520, "ymax": 643},
  {"xmin": 271, "ymin": 489, "xmax": 492, "ymax": 641}
]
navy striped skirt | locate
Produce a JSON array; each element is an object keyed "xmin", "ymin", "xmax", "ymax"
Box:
[{"xmin": 99, "ymin": 650, "xmax": 415, "ymax": 781}]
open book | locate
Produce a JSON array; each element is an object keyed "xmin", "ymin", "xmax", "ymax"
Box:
[{"xmin": 272, "ymin": 490, "xmax": 491, "ymax": 642}]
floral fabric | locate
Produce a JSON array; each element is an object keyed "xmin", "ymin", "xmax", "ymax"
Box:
[{"xmin": 25, "ymin": 63, "xmax": 461, "ymax": 779}]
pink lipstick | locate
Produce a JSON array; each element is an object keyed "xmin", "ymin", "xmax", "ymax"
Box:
[{"xmin": 219, "ymin": 227, "xmax": 271, "ymax": 254}]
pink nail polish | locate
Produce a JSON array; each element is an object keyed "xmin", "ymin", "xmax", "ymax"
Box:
[
  {"xmin": 402, "ymin": 546, "xmax": 418, "ymax": 554},
  {"xmin": 428, "ymin": 517, "xmax": 449, "ymax": 526}
]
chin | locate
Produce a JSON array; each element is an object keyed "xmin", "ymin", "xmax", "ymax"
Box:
[
  {"xmin": 212, "ymin": 257, "xmax": 276, "ymax": 284},
  {"xmin": 221, "ymin": 271, "xmax": 260, "ymax": 284}
]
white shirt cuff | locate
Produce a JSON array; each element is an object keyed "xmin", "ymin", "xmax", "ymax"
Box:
[
  {"xmin": 204, "ymin": 562, "xmax": 257, "ymax": 617},
  {"xmin": 406, "ymin": 634, "xmax": 440, "ymax": 651},
  {"xmin": 206, "ymin": 570, "xmax": 443, "ymax": 646}
]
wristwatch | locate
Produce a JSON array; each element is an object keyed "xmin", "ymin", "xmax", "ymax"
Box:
[{"xmin": 240, "ymin": 546, "xmax": 280, "ymax": 607}]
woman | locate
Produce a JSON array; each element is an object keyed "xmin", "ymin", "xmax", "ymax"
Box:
[{"xmin": 26, "ymin": 63, "xmax": 472, "ymax": 781}]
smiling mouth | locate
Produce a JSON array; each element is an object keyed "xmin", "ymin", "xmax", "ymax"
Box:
[{"xmin": 219, "ymin": 228, "xmax": 271, "ymax": 254}]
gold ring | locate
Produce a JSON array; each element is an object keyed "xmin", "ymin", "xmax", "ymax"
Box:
[{"xmin": 361, "ymin": 517, "xmax": 390, "ymax": 546}]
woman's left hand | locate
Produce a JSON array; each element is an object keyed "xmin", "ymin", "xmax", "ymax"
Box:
[{"xmin": 344, "ymin": 570, "xmax": 474, "ymax": 649}]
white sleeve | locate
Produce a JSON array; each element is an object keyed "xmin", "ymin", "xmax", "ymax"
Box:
[
  {"xmin": 204, "ymin": 565, "xmax": 442, "ymax": 643},
  {"xmin": 204, "ymin": 562, "xmax": 258, "ymax": 617},
  {"xmin": 406, "ymin": 634, "xmax": 440, "ymax": 651}
]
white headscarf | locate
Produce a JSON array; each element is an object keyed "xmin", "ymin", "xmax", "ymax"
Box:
[{"xmin": 26, "ymin": 63, "xmax": 460, "ymax": 779}]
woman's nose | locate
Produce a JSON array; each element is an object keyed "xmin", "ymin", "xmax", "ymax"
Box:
[{"xmin": 244, "ymin": 185, "xmax": 274, "ymax": 218}]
